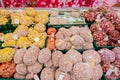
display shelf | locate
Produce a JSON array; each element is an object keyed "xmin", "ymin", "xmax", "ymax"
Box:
[{"xmin": 0, "ymin": 7, "xmax": 119, "ymax": 80}]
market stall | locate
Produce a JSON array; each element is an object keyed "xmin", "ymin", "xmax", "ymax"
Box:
[{"xmin": 0, "ymin": 0, "xmax": 120, "ymax": 80}]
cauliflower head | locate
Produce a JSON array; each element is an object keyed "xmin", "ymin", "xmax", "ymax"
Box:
[
  {"xmin": 17, "ymin": 37, "xmax": 32, "ymax": 48},
  {"xmin": 35, "ymin": 14, "xmax": 48, "ymax": 24},
  {"xmin": 25, "ymin": 8, "xmax": 38, "ymax": 17},
  {"xmin": 0, "ymin": 48, "xmax": 16, "ymax": 63}
]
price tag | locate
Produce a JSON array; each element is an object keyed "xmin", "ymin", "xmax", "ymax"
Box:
[
  {"xmin": 95, "ymin": 18, "xmax": 101, "ymax": 23},
  {"xmin": 33, "ymin": 74, "xmax": 40, "ymax": 80},
  {"xmin": 58, "ymin": 74, "xmax": 64, "ymax": 80},
  {"xmin": 98, "ymin": 27, "xmax": 102, "ymax": 31},
  {"xmin": 97, "ymin": 14, "xmax": 101, "ymax": 19},
  {"xmin": 14, "ymin": 19, "xmax": 19, "ymax": 24},
  {"xmin": 97, "ymin": 24, "xmax": 102, "ymax": 31},
  {"xmin": 17, "ymin": 9, "xmax": 22, "ymax": 12},
  {"xmin": 118, "ymin": 40, "xmax": 120, "ymax": 43},
  {"xmin": 103, "ymin": 36, "xmax": 109, "ymax": 41},
  {"xmin": 106, "ymin": 69, "xmax": 113, "ymax": 76},
  {"xmin": 98, "ymin": 50, "xmax": 105, "ymax": 54},
  {"xmin": 0, "ymin": 37, "xmax": 4, "ymax": 41},
  {"xmin": 51, "ymin": 32, "xmax": 55, "ymax": 38},
  {"xmin": 12, "ymin": 34, "xmax": 18, "ymax": 40},
  {"xmin": 34, "ymin": 37, "xmax": 39, "ymax": 42}
]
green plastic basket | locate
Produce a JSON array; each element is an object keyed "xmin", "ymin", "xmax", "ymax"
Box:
[
  {"xmin": 47, "ymin": 22, "xmax": 87, "ymax": 28},
  {"xmin": 59, "ymin": 48, "xmax": 94, "ymax": 54},
  {"xmin": 47, "ymin": 24, "xmax": 88, "ymax": 31},
  {"xmin": 103, "ymin": 73, "xmax": 120, "ymax": 80},
  {"xmin": 0, "ymin": 20, "xmax": 16, "ymax": 34},
  {"xmin": 85, "ymin": 20, "xmax": 95, "ymax": 27},
  {"xmin": 93, "ymin": 41, "xmax": 116, "ymax": 50}
]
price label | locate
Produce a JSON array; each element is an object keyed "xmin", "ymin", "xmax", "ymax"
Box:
[
  {"xmin": 103, "ymin": 36, "xmax": 109, "ymax": 41},
  {"xmin": 58, "ymin": 74, "xmax": 64, "ymax": 80},
  {"xmin": 34, "ymin": 37, "xmax": 39, "ymax": 42},
  {"xmin": 14, "ymin": 19, "xmax": 19, "ymax": 24},
  {"xmin": 0, "ymin": 37, "xmax": 4, "ymax": 41},
  {"xmin": 17, "ymin": 9, "xmax": 22, "ymax": 12},
  {"xmin": 12, "ymin": 34, "xmax": 18, "ymax": 40},
  {"xmin": 33, "ymin": 74, "xmax": 40, "ymax": 80},
  {"xmin": 106, "ymin": 69, "xmax": 113, "ymax": 76},
  {"xmin": 98, "ymin": 50, "xmax": 105, "ymax": 54},
  {"xmin": 118, "ymin": 40, "xmax": 120, "ymax": 43}
]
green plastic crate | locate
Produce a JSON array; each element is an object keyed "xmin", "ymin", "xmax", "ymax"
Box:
[
  {"xmin": 47, "ymin": 22, "xmax": 87, "ymax": 28},
  {"xmin": 85, "ymin": 20, "xmax": 95, "ymax": 27},
  {"xmin": 47, "ymin": 24, "xmax": 88, "ymax": 31},
  {"xmin": 0, "ymin": 20, "xmax": 16, "ymax": 34},
  {"xmin": 59, "ymin": 48, "xmax": 94, "ymax": 54},
  {"xmin": 103, "ymin": 73, "xmax": 120, "ymax": 80},
  {"xmin": 93, "ymin": 41, "xmax": 117, "ymax": 50}
]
